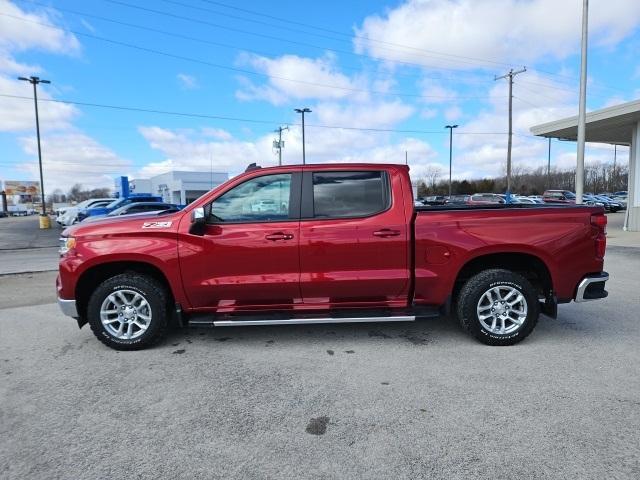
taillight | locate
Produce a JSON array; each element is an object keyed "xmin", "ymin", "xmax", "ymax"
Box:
[
  {"xmin": 591, "ymin": 213, "xmax": 607, "ymax": 233},
  {"xmin": 591, "ymin": 214, "xmax": 607, "ymax": 259}
]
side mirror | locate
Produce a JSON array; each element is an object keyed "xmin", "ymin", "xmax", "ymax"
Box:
[{"xmin": 189, "ymin": 207, "xmax": 206, "ymax": 235}]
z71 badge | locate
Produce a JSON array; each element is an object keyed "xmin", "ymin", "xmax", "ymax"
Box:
[{"xmin": 142, "ymin": 221, "xmax": 173, "ymax": 229}]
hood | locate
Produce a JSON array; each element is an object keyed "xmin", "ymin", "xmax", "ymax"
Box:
[{"xmin": 63, "ymin": 210, "xmax": 184, "ymax": 237}]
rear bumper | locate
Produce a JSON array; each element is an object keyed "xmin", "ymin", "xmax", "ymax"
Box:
[
  {"xmin": 575, "ymin": 272, "xmax": 609, "ymax": 302},
  {"xmin": 58, "ymin": 297, "xmax": 78, "ymax": 317}
]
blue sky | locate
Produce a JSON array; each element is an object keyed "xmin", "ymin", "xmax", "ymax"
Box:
[{"xmin": 1, "ymin": 0, "xmax": 639, "ymax": 192}]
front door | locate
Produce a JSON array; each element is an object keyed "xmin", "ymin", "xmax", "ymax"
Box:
[
  {"xmin": 298, "ymin": 169, "xmax": 410, "ymax": 308},
  {"xmin": 182, "ymin": 171, "xmax": 302, "ymax": 312}
]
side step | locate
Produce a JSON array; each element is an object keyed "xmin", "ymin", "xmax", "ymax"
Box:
[{"xmin": 190, "ymin": 315, "xmax": 415, "ymax": 327}]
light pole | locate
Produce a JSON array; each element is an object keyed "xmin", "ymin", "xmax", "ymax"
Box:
[
  {"xmin": 445, "ymin": 125, "xmax": 458, "ymax": 197},
  {"xmin": 547, "ymin": 137, "xmax": 552, "ymax": 189},
  {"xmin": 294, "ymin": 107, "xmax": 311, "ymax": 164},
  {"xmin": 19, "ymin": 76, "xmax": 50, "ymax": 222},
  {"xmin": 576, "ymin": 0, "xmax": 589, "ymax": 205}
]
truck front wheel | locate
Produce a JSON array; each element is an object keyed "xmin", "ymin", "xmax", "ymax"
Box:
[
  {"xmin": 87, "ymin": 273, "xmax": 169, "ymax": 350},
  {"xmin": 456, "ymin": 269, "xmax": 539, "ymax": 346}
]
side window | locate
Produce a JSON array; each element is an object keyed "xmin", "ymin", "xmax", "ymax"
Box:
[
  {"xmin": 209, "ymin": 173, "xmax": 292, "ymax": 223},
  {"xmin": 311, "ymin": 171, "xmax": 389, "ymax": 218}
]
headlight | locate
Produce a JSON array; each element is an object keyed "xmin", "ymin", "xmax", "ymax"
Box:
[{"xmin": 59, "ymin": 236, "xmax": 76, "ymax": 255}]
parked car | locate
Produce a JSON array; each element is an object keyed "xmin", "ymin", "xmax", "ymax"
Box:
[
  {"xmin": 446, "ymin": 195, "xmax": 472, "ymax": 204},
  {"xmin": 0, "ymin": 211, "xmax": 8, "ymax": 218},
  {"xmin": 470, "ymin": 193, "xmax": 505, "ymax": 204},
  {"xmin": 79, "ymin": 195, "xmax": 164, "ymax": 221},
  {"xmin": 81, "ymin": 202, "xmax": 180, "ymax": 222},
  {"xmin": 582, "ymin": 194, "xmax": 606, "ymax": 207},
  {"xmin": 593, "ymin": 195, "xmax": 622, "ymax": 212},
  {"xmin": 57, "ymin": 198, "xmax": 113, "ymax": 226},
  {"xmin": 612, "ymin": 195, "xmax": 627, "ymax": 208},
  {"xmin": 422, "ymin": 195, "xmax": 447, "ymax": 206},
  {"xmin": 57, "ymin": 163, "xmax": 609, "ymax": 350},
  {"xmin": 542, "ymin": 190, "xmax": 576, "ymax": 204},
  {"xmin": 511, "ymin": 196, "xmax": 538, "ymax": 204}
]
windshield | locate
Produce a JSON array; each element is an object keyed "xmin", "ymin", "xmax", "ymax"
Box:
[
  {"xmin": 105, "ymin": 198, "xmax": 127, "ymax": 209},
  {"xmin": 565, "ymin": 192, "xmax": 576, "ymax": 199}
]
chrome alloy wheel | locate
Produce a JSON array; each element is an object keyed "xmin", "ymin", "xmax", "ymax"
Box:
[
  {"xmin": 476, "ymin": 286, "xmax": 528, "ymax": 335},
  {"xmin": 100, "ymin": 289, "xmax": 152, "ymax": 340}
]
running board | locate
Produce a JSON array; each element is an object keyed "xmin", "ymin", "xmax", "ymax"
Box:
[{"xmin": 208, "ymin": 315, "xmax": 416, "ymax": 327}]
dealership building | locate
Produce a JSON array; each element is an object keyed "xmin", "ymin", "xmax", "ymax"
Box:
[
  {"xmin": 532, "ymin": 98, "xmax": 640, "ymax": 232},
  {"xmin": 117, "ymin": 170, "xmax": 228, "ymax": 205}
]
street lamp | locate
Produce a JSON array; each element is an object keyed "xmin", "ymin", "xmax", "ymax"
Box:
[
  {"xmin": 18, "ymin": 76, "xmax": 50, "ymax": 223},
  {"xmin": 294, "ymin": 107, "xmax": 311, "ymax": 164},
  {"xmin": 445, "ymin": 125, "xmax": 458, "ymax": 198}
]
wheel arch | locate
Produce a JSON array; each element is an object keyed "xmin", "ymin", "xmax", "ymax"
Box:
[
  {"xmin": 453, "ymin": 252, "xmax": 553, "ymax": 303},
  {"xmin": 75, "ymin": 261, "xmax": 175, "ymax": 323}
]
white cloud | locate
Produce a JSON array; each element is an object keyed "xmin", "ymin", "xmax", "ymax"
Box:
[
  {"xmin": 135, "ymin": 122, "xmax": 444, "ymax": 188},
  {"xmin": 17, "ymin": 132, "xmax": 131, "ymax": 191},
  {"xmin": 354, "ymin": 0, "xmax": 640, "ymax": 69},
  {"xmin": 0, "ymin": 0, "xmax": 80, "ymax": 54},
  {"xmin": 177, "ymin": 73, "xmax": 198, "ymax": 90},
  {"xmin": 0, "ymin": 74, "xmax": 78, "ymax": 132},
  {"xmin": 235, "ymin": 52, "xmax": 367, "ymax": 104},
  {"xmin": 201, "ymin": 127, "xmax": 233, "ymax": 141},
  {"xmin": 444, "ymin": 105, "xmax": 462, "ymax": 122}
]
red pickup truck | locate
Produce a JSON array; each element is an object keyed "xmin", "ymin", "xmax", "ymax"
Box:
[{"xmin": 57, "ymin": 164, "xmax": 609, "ymax": 350}]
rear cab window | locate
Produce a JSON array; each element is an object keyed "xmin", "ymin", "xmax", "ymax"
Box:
[{"xmin": 308, "ymin": 170, "xmax": 390, "ymax": 219}]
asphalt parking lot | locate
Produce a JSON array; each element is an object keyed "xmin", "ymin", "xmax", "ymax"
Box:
[
  {"xmin": 0, "ymin": 216, "xmax": 62, "ymax": 275},
  {"xmin": 1, "ymin": 245, "xmax": 639, "ymax": 479}
]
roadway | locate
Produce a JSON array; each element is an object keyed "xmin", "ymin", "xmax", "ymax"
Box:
[{"xmin": 1, "ymin": 248, "xmax": 638, "ymax": 479}]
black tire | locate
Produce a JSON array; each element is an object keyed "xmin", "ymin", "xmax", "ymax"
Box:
[
  {"xmin": 87, "ymin": 273, "xmax": 168, "ymax": 350},
  {"xmin": 456, "ymin": 269, "xmax": 539, "ymax": 346}
]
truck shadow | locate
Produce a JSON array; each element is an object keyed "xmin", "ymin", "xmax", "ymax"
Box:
[
  {"xmin": 165, "ymin": 316, "xmax": 466, "ymax": 348},
  {"xmin": 162, "ymin": 307, "xmax": 614, "ymax": 350}
]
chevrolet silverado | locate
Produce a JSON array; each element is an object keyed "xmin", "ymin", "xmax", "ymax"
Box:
[{"xmin": 57, "ymin": 164, "xmax": 609, "ymax": 350}]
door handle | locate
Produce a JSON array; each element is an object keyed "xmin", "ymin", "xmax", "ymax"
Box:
[
  {"xmin": 373, "ymin": 229, "xmax": 400, "ymax": 238},
  {"xmin": 265, "ymin": 232, "xmax": 294, "ymax": 241}
]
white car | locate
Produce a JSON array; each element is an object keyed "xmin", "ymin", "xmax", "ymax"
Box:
[
  {"xmin": 612, "ymin": 195, "xmax": 627, "ymax": 209},
  {"xmin": 57, "ymin": 198, "xmax": 112, "ymax": 226}
]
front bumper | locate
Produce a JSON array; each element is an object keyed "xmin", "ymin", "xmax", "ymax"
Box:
[
  {"xmin": 575, "ymin": 272, "xmax": 609, "ymax": 302},
  {"xmin": 58, "ymin": 297, "xmax": 78, "ymax": 317}
]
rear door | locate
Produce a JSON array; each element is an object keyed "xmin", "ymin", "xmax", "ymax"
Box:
[{"xmin": 298, "ymin": 168, "xmax": 410, "ymax": 308}]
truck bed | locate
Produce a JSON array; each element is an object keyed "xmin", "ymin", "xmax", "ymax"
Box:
[{"xmin": 412, "ymin": 204, "xmax": 604, "ymax": 306}]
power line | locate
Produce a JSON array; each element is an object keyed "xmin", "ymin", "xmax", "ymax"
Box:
[
  {"xmin": 0, "ymin": 93, "xmax": 511, "ymax": 135},
  {"xmin": 16, "ymin": 0, "xmax": 488, "ymax": 86},
  {"xmin": 17, "ymin": 0, "xmax": 627, "ymax": 94},
  {"xmin": 1, "ymin": 12, "xmax": 498, "ymax": 101},
  {"xmin": 95, "ymin": 0, "xmax": 510, "ymax": 76},
  {"xmin": 157, "ymin": 0, "xmax": 515, "ymax": 70},
  {"xmin": 195, "ymin": 0, "xmax": 626, "ymax": 93},
  {"xmin": 517, "ymin": 79, "xmax": 611, "ymax": 99}
]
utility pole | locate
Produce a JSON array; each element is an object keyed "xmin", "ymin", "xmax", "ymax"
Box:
[
  {"xmin": 294, "ymin": 108, "xmax": 311, "ymax": 164},
  {"xmin": 495, "ymin": 67, "xmax": 526, "ymax": 202},
  {"xmin": 18, "ymin": 75, "xmax": 50, "ymax": 224},
  {"xmin": 273, "ymin": 125, "xmax": 288, "ymax": 166},
  {"xmin": 547, "ymin": 137, "xmax": 552, "ymax": 189},
  {"xmin": 576, "ymin": 0, "xmax": 589, "ymax": 204},
  {"xmin": 445, "ymin": 125, "xmax": 458, "ymax": 198}
]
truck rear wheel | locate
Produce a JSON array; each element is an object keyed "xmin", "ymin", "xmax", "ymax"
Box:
[
  {"xmin": 456, "ymin": 269, "xmax": 539, "ymax": 346},
  {"xmin": 87, "ymin": 273, "xmax": 168, "ymax": 350}
]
